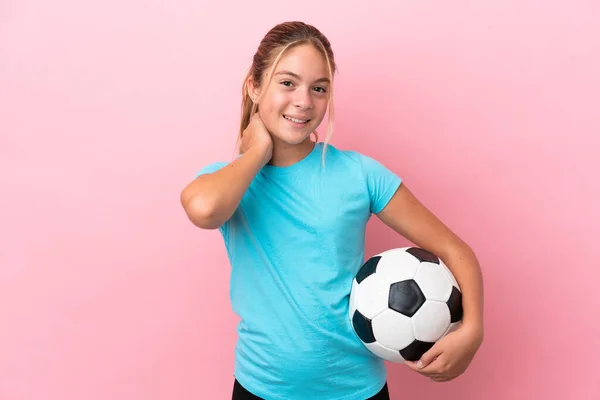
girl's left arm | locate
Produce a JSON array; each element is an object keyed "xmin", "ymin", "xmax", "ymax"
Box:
[{"xmin": 377, "ymin": 183, "xmax": 484, "ymax": 381}]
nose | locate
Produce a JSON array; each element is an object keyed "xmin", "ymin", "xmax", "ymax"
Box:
[{"xmin": 293, "ymin": 88, "xmax": 313, "ymax": 110}]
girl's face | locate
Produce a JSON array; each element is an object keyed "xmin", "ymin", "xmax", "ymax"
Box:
[{"xmin": 251, "ymin": 44, "xmax": 331, "ymax": 146}]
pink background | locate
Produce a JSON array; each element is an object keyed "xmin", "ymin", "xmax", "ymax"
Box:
[{"xmin": 1, "ymin": 1, "xmax": 599, "ymax": 399}]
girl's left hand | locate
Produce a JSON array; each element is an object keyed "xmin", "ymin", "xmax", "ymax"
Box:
[{"xmin": 404, "ymin": 324, "xmax": 483, "ymax": 382}]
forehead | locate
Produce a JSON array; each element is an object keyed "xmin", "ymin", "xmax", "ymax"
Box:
[{"xmin": 272, "ymin": 44, "xmax": 328, "ymax": 79}]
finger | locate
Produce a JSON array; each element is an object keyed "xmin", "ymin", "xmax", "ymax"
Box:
[
  {"xmin": 418, "ymin": 343, "xmax": 444, "ymax": 369},
  {"xmin": 417, "ymin": 355, "xmax": 446, "ymax": 376},
  {"xmin": 405, "ymin": 361, "xmax": 442, "ymax": 379},
  {"xmin": 404, "ymin": 360, "xmax": 429, "ymax": 373},
  {"xmin": 405, "ymin": 361, "xmax": 433, "ymax": 378},
  {"xmin": 432, "ymin": 370, "xmax": 459, "ymax": 382},
  {"xmin": 404, "ymin": 355, "xmax": 437, "ymax": 370}
]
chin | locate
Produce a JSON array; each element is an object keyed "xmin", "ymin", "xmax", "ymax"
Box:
[
  {"xmin": 274, "ymin": 132, "xmax": 313, "ymax": 146},
  {"xmin": 270, "ymin": 127, "xmax": 313, "ymax": 146}
]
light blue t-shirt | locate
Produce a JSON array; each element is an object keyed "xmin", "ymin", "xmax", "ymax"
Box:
[{"xmin": 196, "ymin": 142, "xmax": 402, "ymax": 400}]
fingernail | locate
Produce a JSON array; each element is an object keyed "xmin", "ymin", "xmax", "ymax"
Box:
[{"xmin": 417, "ymin": 360, "xmax": 423, "ymax": 368}]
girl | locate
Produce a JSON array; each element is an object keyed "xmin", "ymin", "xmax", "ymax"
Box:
[{"xmin": 181, "ymin": 21, "xmax": 484, "ymax": 400}]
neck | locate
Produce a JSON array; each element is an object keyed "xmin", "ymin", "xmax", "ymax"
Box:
[{"xmin": 268, "ymin": 137, "xmax": 315, "ymax": 167}]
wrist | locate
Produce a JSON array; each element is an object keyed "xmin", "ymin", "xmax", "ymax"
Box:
[
  {"xmin": 461, "ymin": 320, "xmax": 484, "ymax": 341},
  {"xmin": 246, "ymin": 143, "xmax": 272, "ymax": 167}
]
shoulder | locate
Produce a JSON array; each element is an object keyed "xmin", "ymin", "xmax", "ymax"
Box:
[
  {"xmin": 322, "ymin": 142, "xmax": 364, "ymax": 166},
  {"xmin": 195, "ymin": 161, "xmax": 229, "ymax": 178},
  {"xmin": 322, "ymin": 143, "xmax": 387, "ymax": 174}
]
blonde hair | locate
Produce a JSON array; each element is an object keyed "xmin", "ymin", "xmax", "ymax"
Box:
[{"xmin": 238, "ymin": 22, "xmax": 337, "ymax": 166}]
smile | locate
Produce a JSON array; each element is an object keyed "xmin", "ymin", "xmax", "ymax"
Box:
[{"xmin": 283, "ymin": 115, "xmax": 310, "ymax": 124}]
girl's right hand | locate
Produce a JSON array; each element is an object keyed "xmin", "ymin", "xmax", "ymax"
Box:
[{"xmin": 241, "ymin": 112, "xmax": 273, "ymax": 165}]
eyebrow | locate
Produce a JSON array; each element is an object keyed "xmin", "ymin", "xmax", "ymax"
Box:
[{"xmin": 274, "ymin": 70, "xmax": 330, "ymax": 84}]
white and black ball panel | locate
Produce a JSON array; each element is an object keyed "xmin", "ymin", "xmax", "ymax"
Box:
[
  {"xmin": 371, "ymin": 309, "xmax": 415, "ymax": 350},
  {"xmin": 354, "ymin": 273, "xmax": 390, "ymax": 319},
  {"xmin": 414, "ymin": 262, "xmax": 453, "ymax": 302},
  {"xmin": 412, "ymin": 301, "xmax": 451, "ymax": 342},
  {"xmin": 406, "ymin": 247, "xmax": 440, "ymax": 264},
  {"xmin": 352, "ymin": 309, "xmax": 375, "ymax": 343},
  {"xmin": 388, "ymin": 279, "xmax": 425, "ymax": 317},
  {"xmin": 399, "ymin": 340, "xmax": 435, "ymax": 362},
  {"xmin": 348, "ymin": 278, "xmax": 359, "ymax": 321},
  {"xmin": 444, "ymin": 321, "xmax": 462, "ymax": 337},
  {"xmin": 355, "ymin": 255, "xmax": 380, "ymax": 284},
  {"xmin": 350, "ymin": 247, "xmax": 464, "ymax": 364},
  {"xmin": 447, "ymin": 286, "xmax": 463, "ymax": 323},
  {"xmin": 364, "ymin": 341, "xmax": 406, "ymax": 364},
  {"xmin": 371, "ymin": 249, "xmax": 420, "ymax": 284},
  {"xmin": 440, "ymin": 261, "xmax": 460, "ymax": 289}
]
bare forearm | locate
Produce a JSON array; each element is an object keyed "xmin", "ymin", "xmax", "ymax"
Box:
[
  {"xmin": 181, "ymin": 146, "xmax": 268, "ymax": 229},
  {"xmin": 443, "ymin": 245, "xmax": 484, "ymax": 335}
]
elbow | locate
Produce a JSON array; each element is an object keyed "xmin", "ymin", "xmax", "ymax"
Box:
[
  {"xmin": 180, "ymin": 191, "xmax": 223, "ymax": 230},
  {"xmin": 444, "ymin": 237, "xmax": 476, "ymax": 261}
]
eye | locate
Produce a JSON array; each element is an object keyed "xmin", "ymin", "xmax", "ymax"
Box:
[
  {"xmin": 313, "ymin": 86, "xmax": 328, "ymax": 93},
  {"xmin": 280, "ymin": 80, "xmax": 294, "ymax": 87}
]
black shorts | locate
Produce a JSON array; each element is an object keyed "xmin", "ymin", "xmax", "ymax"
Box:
[{"xmin": 232, "ymin": 378, "xmax": 390, "ymax": 400}]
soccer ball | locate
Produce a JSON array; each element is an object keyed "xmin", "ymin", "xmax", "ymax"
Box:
[{"xmin": 349, "ymin": 247, "xmax": 463, "ymax": 363}]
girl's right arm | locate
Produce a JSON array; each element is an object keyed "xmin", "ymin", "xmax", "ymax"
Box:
[{"xmin": 180, "ymin": 113, "xmax": 273, "ymax": 230}]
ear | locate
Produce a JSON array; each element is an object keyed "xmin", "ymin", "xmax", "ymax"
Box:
[{"xmin": 247, "ymin": 77, "xmax": 260, "ymax": 103}]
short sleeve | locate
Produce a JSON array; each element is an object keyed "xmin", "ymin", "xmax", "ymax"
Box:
[
  {"xmin": 359, "ymin": 154, "xmax": 402, "ymax": 214},
  {"xmin": 195, "ymin": 161, "xmax": 229, "ymax": 178}
]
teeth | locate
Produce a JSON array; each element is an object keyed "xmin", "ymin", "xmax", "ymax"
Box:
[{"xmin": 284, "ymin": 115, "xmax": 308, "ymax": 123}]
